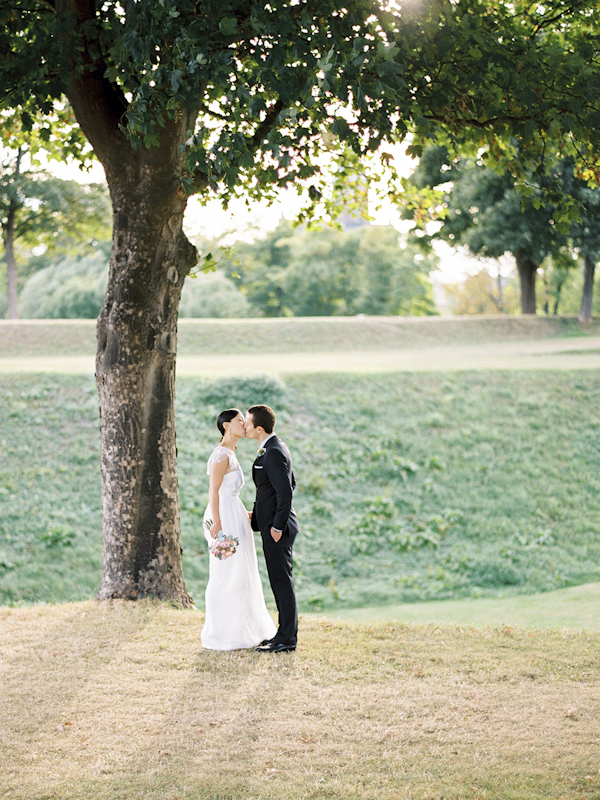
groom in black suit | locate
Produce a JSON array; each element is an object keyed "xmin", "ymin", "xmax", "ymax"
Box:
[{"xmin": 245, "ymin": 404, "xmax": 299, "ymax": 653}]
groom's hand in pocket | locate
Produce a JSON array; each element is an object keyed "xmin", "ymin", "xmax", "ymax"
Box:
[{"xmin": 270, "ymin": 527, "xmax": 282, "ymax": 542}]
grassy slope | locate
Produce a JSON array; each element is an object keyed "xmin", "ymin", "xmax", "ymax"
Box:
[
  {"xmin": 1, "ymin": 601, "xmax": 600, "ymax": 800},
  {"xmin": 2, "ymin": 368, "xmax": 600, "ymax": 616}
]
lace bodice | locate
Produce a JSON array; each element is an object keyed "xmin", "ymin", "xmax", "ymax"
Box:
[{"xmin": 206, "ymin": 445, "xmax": 240, "ymax": 475}]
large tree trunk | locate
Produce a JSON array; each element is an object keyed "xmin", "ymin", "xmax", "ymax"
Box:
[
  {"xmin": 95, "ymin": 151, "xmax": 197, "ymax": 604},
  {"xmin": 62, "ymin": 0, "xmax": 200, "ymax": 604},
  {"xmin": 515, "ymin": 249, "xmax": 538, "ymax": 314},
  {"xmin": 578, "ymin": 254, "xmax": 596, "ymax": 323},
  {"xmin": 3, "ymin": 206, "xmax": 19, "ymax": 320}
]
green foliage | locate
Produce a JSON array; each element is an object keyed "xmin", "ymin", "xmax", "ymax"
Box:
[
  {"xmin": 406, "ymin": 146, "xmax": 567, "ymax": 263},
  {"xmin": 179, "ymin": 271, "xmax": 251, "ymax": 318},
  {"xmin": 0, "ymin": 145, "xmax": 111, "ymax": 317},
  {"xmin": 19, "ymin": 250, "xmax": 109, "ymax": 319},
  {"xmin": 197, "ymin": 374, "xmax": 287, "ymax": 411},
  {"xmin": 221, "ymin": 221, "xmax": 438, "ymax": 317},
  {"xmin": 2, "ymin": 172, "xmax": 111, "ymax": 262},
  {"xmin": 2, "ymin": 0, "xmax": 600, "ymax": 211},
  {"xmin": 405, "ymin": 147, "xmax": 600, "ymax": 312},
  {"xmin": 443, "ymin": 269, "xmax": 521, "ymax": 315},
  {"xmin": 349, "ymin": 497, "xmax": 458, "ymax": 556}
]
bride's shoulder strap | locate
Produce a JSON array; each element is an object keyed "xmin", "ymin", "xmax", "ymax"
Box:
[{"xmin": 206, "ymin": 445, "xmax": 232, "ymax": 475}]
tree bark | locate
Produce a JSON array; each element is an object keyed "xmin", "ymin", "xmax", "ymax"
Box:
[
  {"xmin": 4, "ymin": 147, "xmax": 22, "ymax": 320},
  {"xmin": 58, "ymin": 0, "xmax": 202, "ymax": 605},
  {"xmin": 515, "ymin": 249, "xmax": 538, "ymax": 314},
  {"xmin": 577, "ymin": 254, "xmax": 596, "ymax": 323},
  {"xmin": 95, "ymin": 143, "xmax": 197, "ymax": 605},
  {"xmin": 496, "ymin": 271, "xmax": 504, "ymax": 313},
  {"xmin": 3, "ymin": 206, "xmax": 19, "ymax": 320}
]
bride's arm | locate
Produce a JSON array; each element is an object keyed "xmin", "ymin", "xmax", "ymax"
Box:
[{"xmin": 208, "ymin": 459, "xmax": 229, "ymax": 538}]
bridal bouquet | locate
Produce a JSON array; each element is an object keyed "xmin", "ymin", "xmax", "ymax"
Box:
[
  {"xmin": 210, "ymin": 532, "xmax": 239, "ymax": 560},
  {"xmin": 204, "ymin": 520, "xmax": 239, "ymax": 560}
]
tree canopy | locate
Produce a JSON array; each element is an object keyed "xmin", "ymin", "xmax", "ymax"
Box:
[
  {"xmin": 0, "ymin": 145, "xmax": 111, "ymax": 318},
  {"xmin": 3, "ymin": 0, "xmax": 600, "ymax": 207},
  {"xmin": 216, "ymin": 221, "xmax": 437, "ymax": 316}
]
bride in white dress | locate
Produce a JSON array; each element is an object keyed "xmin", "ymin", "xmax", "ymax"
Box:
[{"xmin": 201, "ymin": 408, "xmax": 277, "ymax": 650}]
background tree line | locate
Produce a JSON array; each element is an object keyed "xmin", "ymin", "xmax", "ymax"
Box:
[
  {"xmin": 5, "ymin": 151, "xmax": 600, "ymax": 321},
  {"xmin": 1, "ymin": 156, "xmax": 439, "ymax": 319},
  {"xmin": 406, "ymin": 146, "xmax": 600, "ymax": 320}
]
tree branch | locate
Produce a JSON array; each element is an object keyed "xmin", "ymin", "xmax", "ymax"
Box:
[
  {"xmin": 55, "ymin": 0, "xmax": 128, "ymax": 167},
  {"xmin": 248, "ymin": 99, "xmax": 286, "ymax": 150},
  {"xmin": 529, "ymin": 0, "xmax": 591, "ymax": 36},
  {"xmin": 198, "ymin": 102, "xmax": 230, "ymax": 122},
  {"xmin": 188, "ymin": 99, "xmax": 286, "ymax": 195}
]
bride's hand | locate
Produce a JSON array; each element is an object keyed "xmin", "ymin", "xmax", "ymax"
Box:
[{"xmin": 209, "ymin": 519, "xmax": 221, "ymax": 539}]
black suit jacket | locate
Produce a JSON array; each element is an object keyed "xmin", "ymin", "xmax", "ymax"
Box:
[{"xmin": 251, "ymin": 434, "xmax": 300, "ymax": 536}]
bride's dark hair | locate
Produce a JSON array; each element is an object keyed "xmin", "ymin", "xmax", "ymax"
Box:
[{"xmin": 217, "ymin": 408, "xmax": 242, "ymax": 436}]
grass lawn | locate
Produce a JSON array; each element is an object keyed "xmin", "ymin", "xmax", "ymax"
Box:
[
  {"xmin": 2, "ymin": 364, "xmax": 600, "ymax": 612},
  {"xmin": 1, "ymin": 600, "xmax": 600, "ymax": 800},
  {"xmin": 2, "ymin": 315, "xmax": 599, "ymax": 358},
  {"xmin": 4, "ymin": 320, "xmax": 600, "ymax": 376},
  {"xmin": 330, "ymin": 582, "xmax": 600, "ymax": 630},
  {"xmin": 2, "ymin": 318, "xmax": 600, "ymax": 799}
]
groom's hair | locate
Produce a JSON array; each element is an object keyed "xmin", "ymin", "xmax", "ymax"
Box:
[
  {"xmin": 217, "ymin": 408, "xmax": 242, "ymax": 436},
  {"xmin": 248, "ymin": 405, "xmax": 276, "ymax": 434}
]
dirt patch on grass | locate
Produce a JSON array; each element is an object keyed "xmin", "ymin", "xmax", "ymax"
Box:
[{"xmin": 1, "ymin": 601, "xmax": 599, "ymax": 799}]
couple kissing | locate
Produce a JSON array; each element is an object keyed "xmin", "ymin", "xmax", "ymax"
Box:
[{"xmin": 201, "ymin": 404, "xmax": 299, "ymax": 653}]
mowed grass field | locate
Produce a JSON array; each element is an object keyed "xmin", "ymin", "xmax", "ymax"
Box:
[
  {"xmin": 1, "ymin": 600, "xmax": 600, "ymax": 800},
  {"xmin": 2, "ymin": 316, "xmax": 600, "ymax": 800},
  {"xmin": 3, "ymin": 315, "xmax": 600, "ymax": 375}
]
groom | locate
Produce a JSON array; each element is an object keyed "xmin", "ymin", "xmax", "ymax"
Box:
[{"xmin": 245, "ymin": 404, "xmax": 299, "ymax": 653}]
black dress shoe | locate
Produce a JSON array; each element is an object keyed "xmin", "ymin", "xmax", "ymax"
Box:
[
  {"xmin": 254, "ymin": 641, "xmax": 296, "ymax": 653},
  {"xmin": 257, "ymin": 636, "xmax": 276, "ymax": 647}
]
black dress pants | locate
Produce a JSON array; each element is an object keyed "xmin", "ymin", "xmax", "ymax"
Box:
[{"xmin": 261, "ymin": 528, "xmax": 298, "ymax": 646}]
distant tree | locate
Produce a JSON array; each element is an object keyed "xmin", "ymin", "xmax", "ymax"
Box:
[
  {"xmin": 564, "ymin": 167, "xmax": 600, "ymax": 322},
  {"xmin": 538, "ymin": 248, "xmax": 580, "ymax": 316},
  {"xmin": 223, "ymin": 222, "xmax": 437, "ymax": 317},
  {"xmin": 278, "ymin": 226, "xmax": 362, "ymax": 316},
  {"xmin": 355, "ymin": 226, "xmax": 436, "ymax": 316},
  {"xmin": 406, "ymin": 147, "xmax": 573, "ymax": 314},
  {"xmin": 408, "ymin": 149, "xmax": 600, "ymax": 317},
  {"xmin": 19, "ymin": 247, "xmax": 109, "ymax": 319},
  {"xmin": 179, "ymin": 271, "xmax": 251, "ymax": 318},
  {"xmin": 444, "ymin": 269, "xmax": 520, "ymax": 315},
  {"xmin": 0, "ymin": 146, "xmax": 111, "ymax": 318}
]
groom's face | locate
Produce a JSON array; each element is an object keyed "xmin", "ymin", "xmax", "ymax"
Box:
[{"xmin": 244, "ymin": 412, "xmax": 259, "ymax": 439}]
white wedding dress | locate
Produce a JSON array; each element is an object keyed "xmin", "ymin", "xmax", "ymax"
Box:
[{"xmin": 201, "ymin": 445, "xmax": 277, "ymax": 650}]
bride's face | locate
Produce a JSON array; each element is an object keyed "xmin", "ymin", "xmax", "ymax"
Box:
[{"xmin": 226, "ymin": 413, "xmax": 247, "ymax": 438}]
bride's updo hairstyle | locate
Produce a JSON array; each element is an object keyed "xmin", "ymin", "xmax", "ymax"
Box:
[{"xmin": 217, "ymin": 408, "xmax": 242, "ymax": 436}]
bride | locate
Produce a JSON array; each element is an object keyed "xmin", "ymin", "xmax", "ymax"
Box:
[{"xmin": 201, "ymin": 408, "xmax": 277, "ymax": 650}]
